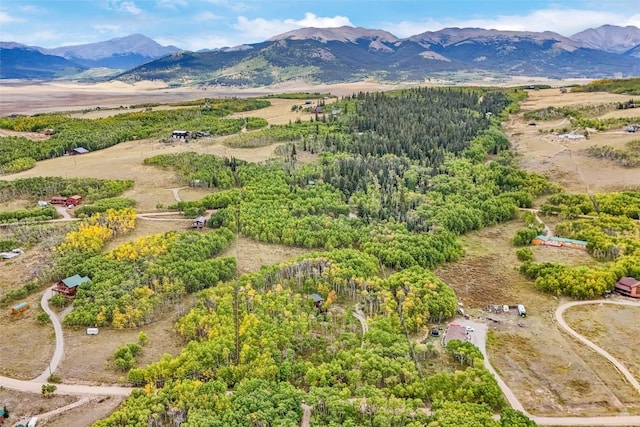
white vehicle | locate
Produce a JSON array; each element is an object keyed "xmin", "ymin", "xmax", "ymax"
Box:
[
  {"xmin": 86, "ymin": 328, "xmax": 99, "ymax": 335},
  {"xmin": 465, "ymin": 326, "xmax": 475, "ymax": 332}
]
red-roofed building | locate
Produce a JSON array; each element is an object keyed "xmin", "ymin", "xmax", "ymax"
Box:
[{"xmin": 615, "ymin": 277, "xmax": 640, "ymax": 298}]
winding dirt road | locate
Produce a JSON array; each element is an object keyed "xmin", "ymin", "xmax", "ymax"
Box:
[{"xmin": 466, "ymin": 299, "xmax": 640, "ymax": 426}]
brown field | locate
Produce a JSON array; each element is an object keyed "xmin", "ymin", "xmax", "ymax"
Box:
[
  {"xmin": 2, "ymin": 81, "xmax": 640, "ymax": 422},
  {"xmin": 564, "ymin": 304, "xmax": 640, "ymax": 381},
  {"xmin": 505, "ymin": 88, "xmax": 640, "ymax": 193},
  {"xmin": 437, "ymin": 214, "xmax": 640, "ymax": 416}
]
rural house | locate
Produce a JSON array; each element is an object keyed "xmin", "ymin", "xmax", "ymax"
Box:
[
  {"xmin": 444, "ymin": 323, "xmax": 467, "ymax": 345},
  {"xmin": 615, "ymin": 277, "xmax": 640, "ymax": 298},
  {"xmin": 53, "ymin": 274, "xmax": 91, "ymax": 297},
  {"xmin": 532, "ymin": 235, "xmax": 587, "ymax": 250}
]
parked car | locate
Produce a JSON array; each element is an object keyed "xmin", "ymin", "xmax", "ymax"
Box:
[
  {"xmin": 430, "ymin": 328, "xmax": 440, "ymax": 337},
  {"xmin": 465, "ymin": 326, "xmax": 475, "ymax": 333}
]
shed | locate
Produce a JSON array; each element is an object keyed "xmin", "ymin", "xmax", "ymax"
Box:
[
  {"xmin": 53, "ymin": 274, "xmax": 91, "ymax": 297},
  {"xmin": 11, "ymin": 302, "xmax": 29, "ymax": 315},
  {"xmin": 192, "ymin": 216, "xmax": 206, "ymax": 229},
  {"xmin": 615, "ymin": 277, "xmax": 640, "ymax": 298},
  {"xmin": 71, "ymin": 147, "xmax": 89, "ymax": 155},
  {"xmin": 309, "ymin": 293, "xmax": 324, "ymax": 308}
]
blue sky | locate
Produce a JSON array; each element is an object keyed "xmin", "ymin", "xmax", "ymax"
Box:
[{"xmin": 1, "ymin": 0, "xmax": 639, "ymax": 51}]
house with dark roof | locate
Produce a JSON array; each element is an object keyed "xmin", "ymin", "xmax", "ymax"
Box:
[
  {"xmin": 615, "ymin": 277, "xmax": 640, "ymax": 298},
  {"xmin": 53, "ymin": 274, "xmax": 91, "ymax": 297}
]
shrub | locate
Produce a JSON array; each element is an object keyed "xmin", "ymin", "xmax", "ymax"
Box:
[
  {"xmin": 516, "ymin": 247, "xmax": 533, "ymax": 262},
  {"xmin": 36, "ymin": 312, "xmax": 50, "ymax": 324}
]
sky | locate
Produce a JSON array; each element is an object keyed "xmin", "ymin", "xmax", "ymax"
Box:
[{"xmin": 1, "ymin": 0, "xmax": 639, "ymax": 51}]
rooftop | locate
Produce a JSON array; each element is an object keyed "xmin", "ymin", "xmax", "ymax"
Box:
[{"xmin": 61, "ymin": 274, "xmax": 91, "ymax": 288}]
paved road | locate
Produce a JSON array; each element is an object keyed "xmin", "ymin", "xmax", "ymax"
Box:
[{"xmin": 462, "ymin": 299, "xmax": 640, "ymax": 426}]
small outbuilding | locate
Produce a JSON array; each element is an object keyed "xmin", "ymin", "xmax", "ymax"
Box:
[
  {"xmin": 11, "ymin": 302, "xmax": 29, "ymax": 315},
  {"xmin": 532, "ymin": 235, "xmax": 587, "ymax": 250},
  {"xmin": 53, "ymin": 274, "xmax": 91, "ymax": 297},
  {"xmin": 309, "ymin": 293, "xmax": 324, "ymax": 308},
  {"xmin": 615, "ymin": 277, "xmax": 640, "ymax": 298},
  {"xmin": 191, "ymin": 216, "xmax": 206, "ymax": 229},
  {"xmin": 70, "ymin": 147, "xmax": 90, "ymax": 155}
]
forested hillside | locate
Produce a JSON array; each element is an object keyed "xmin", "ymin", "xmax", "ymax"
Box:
[{"xmin": 81, "ymin": 87, "xmax": 546, "ymax": 425}]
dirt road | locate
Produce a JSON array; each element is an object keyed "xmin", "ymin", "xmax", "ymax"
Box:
[{"xmin": 462, "ymin": 300, "xmax": 640, "ymax": 426}]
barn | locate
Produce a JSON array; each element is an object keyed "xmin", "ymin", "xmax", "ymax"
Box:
[
  {"xmin": 615, "ymin": 277, "xmax": 640, "ymax": 298},
  {"xmin": 53, "ymin": 274, "xmax": 91, "ymax": 297}
]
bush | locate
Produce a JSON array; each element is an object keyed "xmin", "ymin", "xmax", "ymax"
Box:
[
  {"xmin": 47, "ymin": 373, "xmax": 62, "ymax": 384},
  {"xmin": 512, "ymin": 227, "xmax": 539, "ymax": 246},
  {"xmin": 36, "ymin": 312, "xmax": 51, "ymax": 324},
  {"xmin": 49, "ymin": 294, "xmax": 68, "ymax": 309},
  {"xmin": 516, "ymin": 247, "xmax": 533, "ymax": 262}
]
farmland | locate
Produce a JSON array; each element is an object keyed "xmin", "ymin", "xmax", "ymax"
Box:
[{"xmin": 0, "ymin": 80, "xmax": 639, "ymax": 426}]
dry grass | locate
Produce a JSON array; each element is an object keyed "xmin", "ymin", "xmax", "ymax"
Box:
[
  {"xmin": 564, "ymin": 304, "xmax": 640, "ymax": 384},
  {"xmin": 506, "ymin": 88, "xmax": 640, "ymax": 193}
]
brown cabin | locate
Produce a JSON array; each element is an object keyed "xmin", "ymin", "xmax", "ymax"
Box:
[
  {"xmin": 615, "ymin": 277, "xmax": 640, "ymax": 298},
  {"xmin": 53, "ymin": 274, "xmax": 91, "ymax": 297}
]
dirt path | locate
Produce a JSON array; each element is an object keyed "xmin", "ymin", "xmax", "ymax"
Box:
[
  {"xmin": 34, "ymin": 287, "xmax": 65, "ymax": 382},
  {"xmin": 353, "ymin": 304, "xmax": 369, "ymax": 347},
  {"xmin": 465, "ymin": 302, "xmax": 640, "ymax": 426},
  {"xmin": 555, "ymin": 300, "xmax": 640, "ymax": 395}
]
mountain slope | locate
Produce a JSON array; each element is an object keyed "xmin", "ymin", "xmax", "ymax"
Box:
[
  {"xmin": 116, "ymin": 25, "xmax": 640, "ymax": 86},
  {"xmin": 0, "ymin": 46, "xmax": 86, "ymax": 79},
  {"xmin": 44, "ymin": 34, "xmax": 180, "ymax": 69},
  {"xmin": 571, "ymin": 25, "xmax": 640, "ymax": 54}
]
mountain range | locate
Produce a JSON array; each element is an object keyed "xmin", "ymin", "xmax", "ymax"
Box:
[
  {"xmin": 1, "ymin": 25, "xmax": 639, "ymax": 85},
  {"xmin": 0, "ymin": 34, "xmax": 179, "ymax": 79}
]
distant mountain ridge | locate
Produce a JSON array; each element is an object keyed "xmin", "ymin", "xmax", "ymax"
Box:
[
  {"xmin": 0, "ymin": 34, "xmax": 180, "ymax": 79},
  {"xmin": 1, "ymin": 25, "xmax": 640, "ymax": 83}
]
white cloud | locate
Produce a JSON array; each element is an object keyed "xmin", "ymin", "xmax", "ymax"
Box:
[
  {"xmin": 0, "ymin": 10, "xmax": 22, "ymax": 23},
  {"xmin": 383, "ymin": 8, "xmax": 633, "ymax": 37},
  {"xmin": 204, "ymin": 0, "xmax": 250, "ymax": 12},
  {"xmin": 234, "ymin": 13, "xmax": 353, "ymax": 41},
  {"xmin": 94, "ymin": 24, "xmax": 122, "ymax": 33},
  {"xmin": 156, "ymin": 0, "xmax": 188, "ymax": 9},
  {"xmin": 106, "ymin": 0, "xmax": 142, "ymax": 15},
  {"xmin": 194, "ymin": 11, "xmax": 223, "ymax": 22},
  {"xmin": 157, "ymin": 34, "xmax": 238, "ymax": 51}
]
